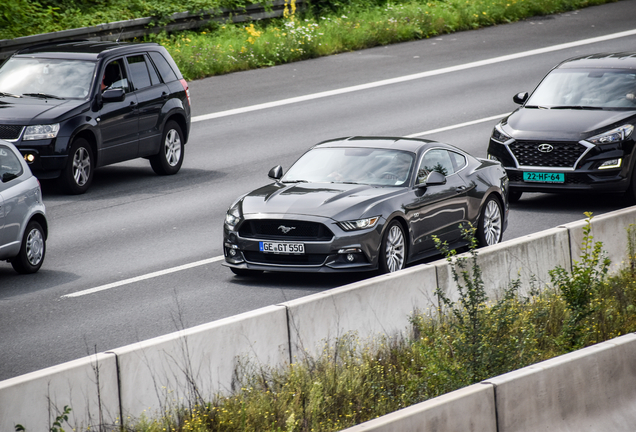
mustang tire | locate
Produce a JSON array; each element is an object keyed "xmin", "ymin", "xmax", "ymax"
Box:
[
  {"xmin": 477, "ymin": 195, "xmax": 503, "ymax": 247},
  {"xmin": 379, "ymin": 221, "xmax": 406, "ymax": 273}
]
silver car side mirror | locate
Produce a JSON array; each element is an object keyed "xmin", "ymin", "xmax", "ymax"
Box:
[{"xmin": 268, "ymin": 165, "xmax": 283, "ymax": 180}]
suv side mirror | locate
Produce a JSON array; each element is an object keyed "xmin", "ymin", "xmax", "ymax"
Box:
[
  {"xmin": 268, "ymin": 165, "xmax": 283, "ymax": 180},
  {"xmin": 513, "ymin": 92, "xmax": 528, "ymax": 105},
  {"xmin": 102, "ymin": 88, "xmax": 126, "ymax": 102}
]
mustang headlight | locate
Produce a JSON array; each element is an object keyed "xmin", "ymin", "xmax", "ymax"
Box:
[
  {"xmin": 23, "ymin": 123, "xmax": 60, "ymax": 141},
  {"xmin": 225, "ymin": 203, "xmax": 242, "ymax": 230},
  {"xmin": 338, "ymin": 216, "xmax": 380, "ymax": 232},
  {"xmin": 491, "ymin": 123, "xmax": 512, "ymax": 144},
  {"xmin": 588, "ymin": 124, "xmax": 634, "ymax": 145}
]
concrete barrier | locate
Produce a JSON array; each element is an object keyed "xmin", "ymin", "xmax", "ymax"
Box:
[
  {"xmin": 485, "ymin": 333, "xmax": 636, "ymax": 432},
  {"xmin": 283, "ymin": 264, "xmax": 439, "ymax": 361},
  {"xmin": 111, "ymin": 305, "xmax": 289, "ymax": 420},
  {"xmin": 561, "ymin": 207, "xmax": 636, "ymax": 274},
  {"xmin": 434, "ymin": 227, "xmax": 572, "ymax": 303},
  {"xmin": 0, "ymin": 353, "xmax": 119, "ymax": 431},
  {"xmin": 340, "ymin": 383, "xmax": 497, "ymax": 432}
]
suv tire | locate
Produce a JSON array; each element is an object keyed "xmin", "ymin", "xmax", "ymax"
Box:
[
  {"xmin": 150, "ymin": 121, "xmax": 184, "ymax": 175},
  {"xmin": 59, "ymin": 138, "xmax": 94, "ymax": 194}
]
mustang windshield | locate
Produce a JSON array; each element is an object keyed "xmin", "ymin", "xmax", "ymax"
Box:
[
  {"xmin": 0, "ymin": 57, "xmax": 97, "ymax": 100},
  {"xmin": 527, "ymin": 68, "xmax": 636, "ymax": 109},
  {"xmin": 283, "ymin": 147, "xmax": 415, "ymax": 186}
]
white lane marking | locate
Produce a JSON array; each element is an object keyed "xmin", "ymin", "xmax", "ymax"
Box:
[
  {"xmin": 405, "ymin": 113, "xmax": 509, "ymax": 137},
  {"xmin": 191, "ymin": 29, "xmax": 636, "ymax": 123},
  {"xmin": 62, "ymin": 256, "xmax": 225, "ymax": 298}
]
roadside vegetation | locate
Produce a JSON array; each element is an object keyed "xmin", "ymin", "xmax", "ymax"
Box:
[
  {"xmin": 118, "ymin": 214, "xmax": 636, "ymax": 432},
  {"xmin": 2, "ymin": 0, "xmax": 619, "ymax": 80}
]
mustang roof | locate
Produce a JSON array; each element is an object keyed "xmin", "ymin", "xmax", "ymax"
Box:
[
  {"xmin": 314, "ymin": 136, "xmax": 440, "ymax": 153},
  {"xmin": 558, "ymin": 52, "xmax": 636, "ymax": 70}
]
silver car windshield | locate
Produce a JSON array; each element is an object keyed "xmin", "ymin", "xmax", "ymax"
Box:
[
  {"xmin": 283, "ymin": 147, "xmax": 415, "ymax": 186},
  {"xmin": 527, "ymin": 68, "xmax": 636, "ymax": 109},
  {"xmin": 0, "ymin": 57, "xmax": 97, "ymax": 100}
]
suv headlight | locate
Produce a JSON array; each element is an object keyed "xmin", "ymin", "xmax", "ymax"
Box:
[
  {"xmin": 588, "ymin": 124, "xmax": 634, "ymax": 145},
  {"xmin": 491, "ymin": 123, "xmax": 512, "ymax": 144},
  {"xmin": 23, "ymin": 123, "xmax": 60, "ymax": 141},
  {"xmin": 338, "ymin": 216, "xmax": 380, "ymax": 231},
  {"xmin": 225, "ymin": 203, "xmax": 242, "ymax": 230}
]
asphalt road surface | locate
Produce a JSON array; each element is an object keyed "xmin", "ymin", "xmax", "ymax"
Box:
[{"xmin": 1, "ymin": 0, "xmax": 636, "ymax": 381}]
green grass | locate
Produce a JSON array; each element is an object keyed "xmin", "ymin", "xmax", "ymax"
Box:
[
  {"xmin": 124, "ymin": 218, "xmax": 636, "ymax": 432},
  {"xmin": 2, "ymin": 0, "xmax": 619, "ymax": 80}
]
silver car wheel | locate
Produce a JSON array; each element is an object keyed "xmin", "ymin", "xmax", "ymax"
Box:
[
  {"xmin": 73, "ymin": 146, "xmax": 91, "ymax": 186},
  {"xmin": 25, "ymin": 227, "xmax": 45, "ymax": 266},
  {"xmin": 164, "ymin": 129, "xmax": 182, "ymax": 167},
  {"xmin": 482, "ymin": 199, "xmax": 502, "ymax": 246},
  {"xmin": 385, "ymin": 224, "xmax": 405, "ymax": 272}
]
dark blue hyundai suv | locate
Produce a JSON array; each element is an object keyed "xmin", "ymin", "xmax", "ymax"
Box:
[{"xmin": 0, "ymin": 40, "xmax": 191, "ymax": 194}]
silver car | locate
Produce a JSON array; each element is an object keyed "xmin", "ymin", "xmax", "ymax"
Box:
[{"xmin": 0, "ymin": 140, "xmax": 47, "ymax": 273}]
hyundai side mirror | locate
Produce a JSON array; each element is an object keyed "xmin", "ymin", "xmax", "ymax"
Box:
[
  {"xmin": 513, "ymin": 92, "xmax": 528, "ymax": 105},
  {"xmin": 268, "ymin": 165, "xmax": 283, "ymax": 180}
]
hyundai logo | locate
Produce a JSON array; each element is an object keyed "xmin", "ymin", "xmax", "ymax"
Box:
[
  {"xmin": 538, "ymin": 143, "xmax": 554, "ymax": 153},
  {"xmin": 278, "ymin": 225, "xmax": 296, "ymax": 234}
]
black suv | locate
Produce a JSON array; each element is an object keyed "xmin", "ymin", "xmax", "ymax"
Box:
[{"xmin": 0, "ymin": 40, "xmax": 191, "ymax": 194}]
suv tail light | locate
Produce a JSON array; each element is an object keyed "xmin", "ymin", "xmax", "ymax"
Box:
[{"xmin": 180, "ymin": 79, "xmax": 191, "ymax": 106}]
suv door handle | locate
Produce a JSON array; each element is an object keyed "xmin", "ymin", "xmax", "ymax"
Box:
[
  {"xmin": 456, "ymin": 186, "xmax": 467, "ymax": 192},
  {"xmin": 162, "ymin": 91, "xmax": 168, "ymax": 99}
]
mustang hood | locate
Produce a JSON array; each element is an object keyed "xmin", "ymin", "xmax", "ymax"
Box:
[
  {"xmin": 240, "ymin": 182, "xmax": 402, "ymax": 221},
  {"xmin": 504, "ymin": 108, "xmax": 636, "ymax": 141},
  {"xmin": 0, "ymin": 96, "xmax": 85, "ymax": 123}
]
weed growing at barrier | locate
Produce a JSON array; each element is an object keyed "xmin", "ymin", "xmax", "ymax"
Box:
[
  {"xmin": 15, "ymin": 405, "xmax": 72, "ymax": 432},
  {"xmin": 119, "ymin": 216, "xmax": 636, "ymax": 432}
]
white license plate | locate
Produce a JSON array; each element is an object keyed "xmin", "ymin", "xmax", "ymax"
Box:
[{"xmin": 259, "ymin": 241, "xmax": 305, "ymax": 254}]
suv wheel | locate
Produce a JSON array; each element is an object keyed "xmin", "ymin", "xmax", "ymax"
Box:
[
  {"xmin": 59, "ymin": 138, "xmax": 93, "ymax": 194},
  {"xmin": 150, "ymin": 121, "xmax": 184, "ymax": 175},
  {"xmin": 11, "ymin": 221, "xmax": 46, "ymax": 274}
]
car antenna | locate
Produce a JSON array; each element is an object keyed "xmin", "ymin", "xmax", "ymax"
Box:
[{"xmin": 115, "ymin": 27, "xmax": 124, "ymax": 43}]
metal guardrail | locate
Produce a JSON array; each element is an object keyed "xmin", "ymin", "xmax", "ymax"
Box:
[{"xmin": 0, "ymin": 0, "xmax": 304, "ymax": 60}]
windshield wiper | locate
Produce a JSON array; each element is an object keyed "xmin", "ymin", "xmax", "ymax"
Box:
[
  {"xmin": 22, "ymin": 92, "xmax": 64, "ymax": 100},
  {"xmin": 283, "ymin": 179, "xmax": 308, "ymax": 183},
  {"xmin": 330, "ymin": 181, "xmax": 360, "ymax": 185},
  {"xmin": 551, "ymin": 105, "xmax": 601, "ymax": 110},
  {"xmin": 0, "ymin": 91, "xmax": 21, "ymax": 98}
]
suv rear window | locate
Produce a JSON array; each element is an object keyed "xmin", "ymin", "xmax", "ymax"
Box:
[
  {"xmin": 127, "ymin": 55, "xmax": 152, "ymax": 90},
  {"xmin": 148, "ymin": 51, "xmax": 177, "ymax": 83}
]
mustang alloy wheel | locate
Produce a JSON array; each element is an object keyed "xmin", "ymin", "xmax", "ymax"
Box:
[
  {"xmin": 477, "ymin": 196, "xmax": 503, "ymax": 247},
  {"xmin": 380, "ymin": 221, "xmax": 406, "ymax": 273}
]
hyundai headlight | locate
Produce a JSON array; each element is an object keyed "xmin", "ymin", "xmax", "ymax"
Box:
[
  {"xmin": 491, "ymin": 123, "xmax": 512, "ymax": 144},
  {"xmin": 588, "ymin": 124, "xmax": 634, "ymax": 145},
  {"xmin": 338, "ymin": 216, "xmax": 380, "ymax": 232},
  {"xmin": 23, "ymin": 123, "xmax": 60, "ymax": 141}
]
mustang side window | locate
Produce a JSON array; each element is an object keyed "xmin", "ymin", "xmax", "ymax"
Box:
[
  {"xmin": 0, "ymin": 146, "xmax": 23, "ymax": 183},
  {"xmin": 417, "ymin": 149, "xmax": 454, "ymax": 184}
]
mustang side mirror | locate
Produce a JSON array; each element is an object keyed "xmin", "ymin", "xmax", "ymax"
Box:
[
  {"xmin": 102, "ymin": 88, "xmax": 126, "ymax": 102},
  {"xmin": 424, "ymin": 171, "xmax": 446, "ymax": 186},
  {"xmin": 268, "ymin": 165, "xmax": 283, "ymax": 180},
  {"xmin": 513, "ymin": 92, "xmax": 528, "ymax": 105}
]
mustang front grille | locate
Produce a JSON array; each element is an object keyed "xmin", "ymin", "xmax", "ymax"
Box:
[
  {"xmin": 0, "ymin": 125, "xmax": 24, "ymax": 141},
  {"xmin": 243, "ymin": 251, "xmax": 328, "ymax": 266},
  {"xmin": 510, "ymin": 141, "xmax": 587, "ymax": 168},
  {"xmin": 239, "ymin": 219, "xmax": 334, "ymax": 241}
]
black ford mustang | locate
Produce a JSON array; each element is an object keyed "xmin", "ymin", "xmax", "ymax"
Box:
[
  {"xmin": 487, "ymin": 53, "xmax": 636, "ymax": 203},
  {"xmin": 223, "ymin": 137, "xmax": 509, "ymax": 275}
]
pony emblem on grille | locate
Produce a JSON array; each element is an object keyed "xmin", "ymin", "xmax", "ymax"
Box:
[{"xmin": 278, "ymin": 225, "xmax": 296, "ymax": 234}]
